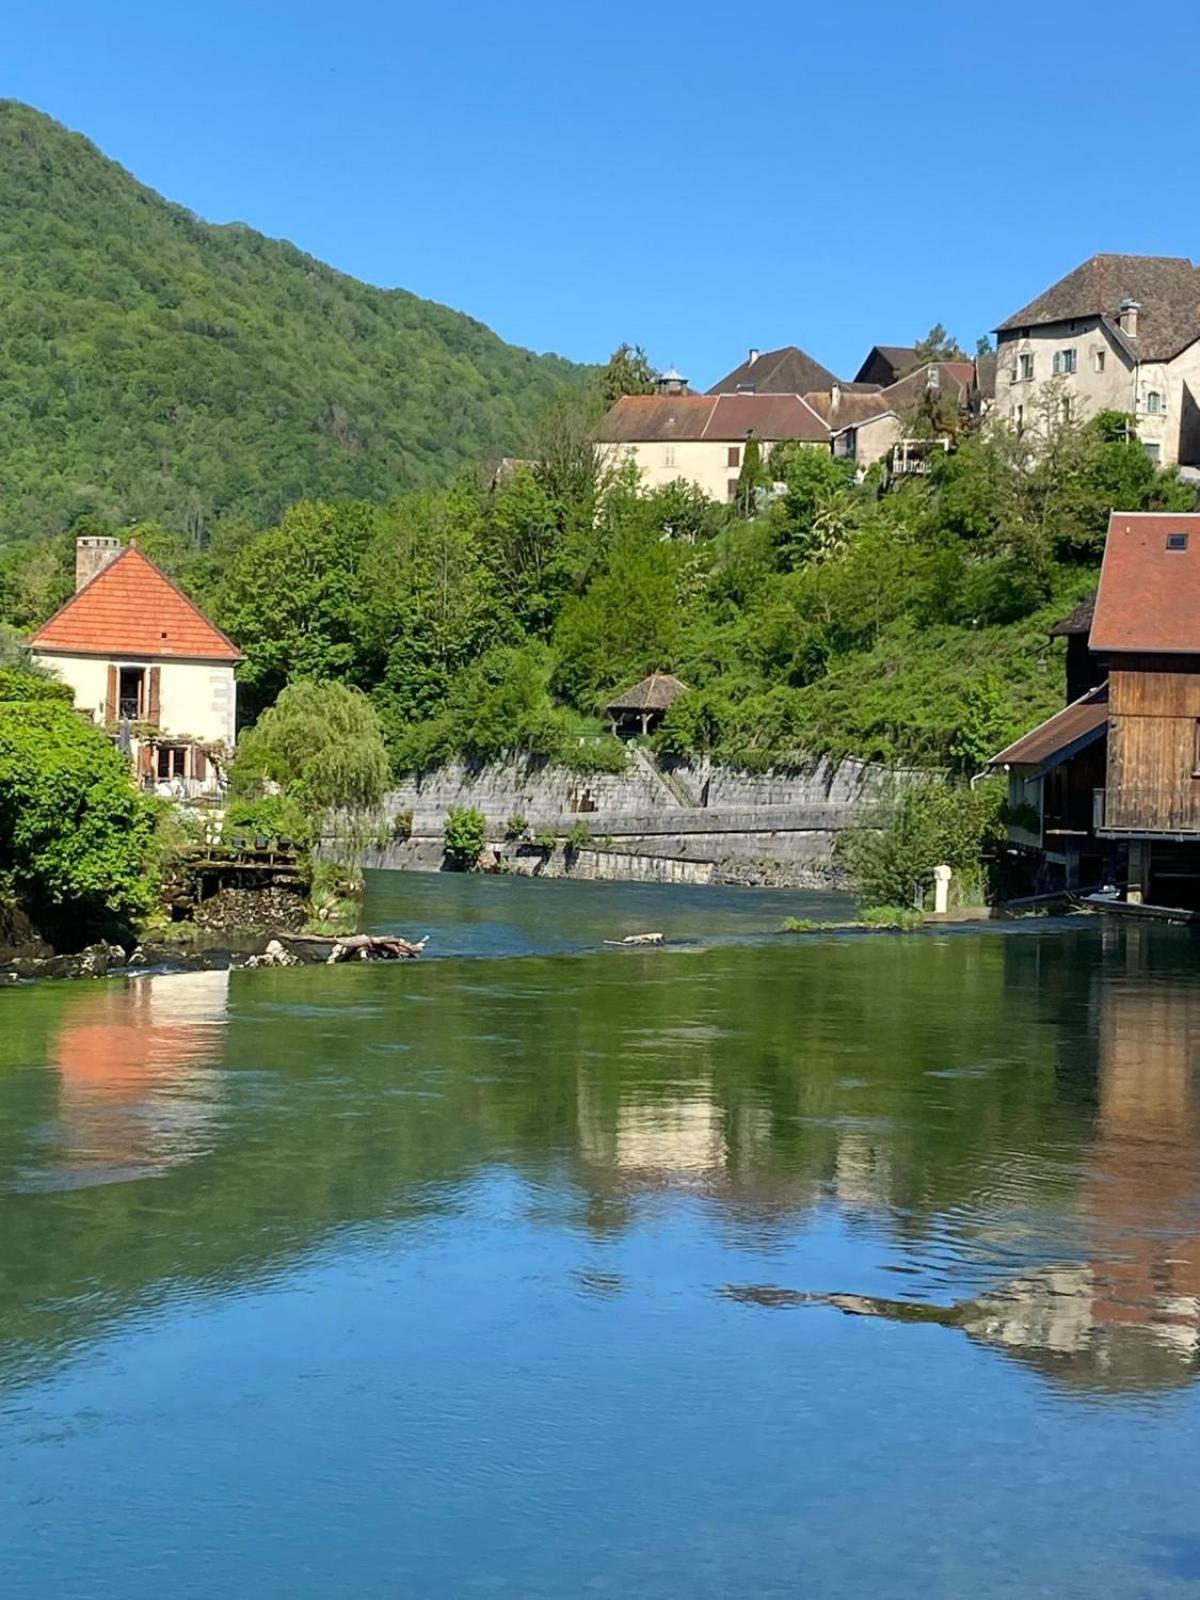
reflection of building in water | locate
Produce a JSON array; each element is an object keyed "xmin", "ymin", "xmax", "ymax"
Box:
[
  {"xmin": 971, "ymin": 953, "xmax": 1200, "ymax": 1391},
  {"xmin": 52, "ymin": 970, "xmax": 229, "ymax": 1184},
  {"xmin": 577, "ymin": 1079, "xmax": 727, "ymax": 1181}
]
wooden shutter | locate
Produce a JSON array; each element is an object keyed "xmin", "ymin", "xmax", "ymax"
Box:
[
  {"xmin": 192, "ymin": 747, "xmax": 208, "ymax": 784},
  {"xmin": 147, "ymin": 667, "xmax": 161, "ymax": 726},
  {"xmin": 105, "ymin": 664, "xmax": 118, "ymax": 723},
  {"xmin": 137, "ymin": 743, "xmax": 155, "ymax": 781}
]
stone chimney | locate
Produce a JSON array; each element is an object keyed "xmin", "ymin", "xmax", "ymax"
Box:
[
  {"xmin": 830, "ymin": 382, "xmax": 841, "ymax": 413},
  {"xmin": 748, "ymin": 347, "xmax": 760, "ymax": 366},
  {"xmin": 75, "ymin": 535, "xmax": 122, "ymax": 592},
  {"xmin": 1118, "ymin": 297, "xmax": 1141, "ymax": 338}
]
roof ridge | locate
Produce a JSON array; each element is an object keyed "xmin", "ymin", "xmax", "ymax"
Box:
[{"xmin": 29, "ymin": 542, "xmax": 242, "ymax": 661}]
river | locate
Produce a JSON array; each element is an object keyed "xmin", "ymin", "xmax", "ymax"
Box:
[{"xmin": 2, "ymin": 874, "xmax": 1200, "ymax": 1597}]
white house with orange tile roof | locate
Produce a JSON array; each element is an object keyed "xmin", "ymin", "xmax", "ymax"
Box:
[{"xmin": 29, "ymin": 536, "xmax": 241, "ymax": 793}]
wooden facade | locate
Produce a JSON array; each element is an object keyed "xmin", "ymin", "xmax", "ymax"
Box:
[{"xmin": 1104, "ymin": 656, "xmax": 1200, "ymax": 834}]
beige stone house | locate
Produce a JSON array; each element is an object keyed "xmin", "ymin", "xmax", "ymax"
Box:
[
  {"xmin": 994, "ymin": 254, "xmax": 1200, "ymax": 466},
  {"xmin": 30, "ymin": 536, "xmax": 241, "ymax": 794},
  {"xmin": 595, "ymin": 391, "xmax": 829, "ymax": 501}
]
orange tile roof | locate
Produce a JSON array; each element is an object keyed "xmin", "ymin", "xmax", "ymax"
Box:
[
  {"xmin": 29, "ymin": 545, "xmax": 242, "ymax": 662},
  {"xmin": 1090, "ymin": 512, "xmax": 1200, "ymax": 655}
]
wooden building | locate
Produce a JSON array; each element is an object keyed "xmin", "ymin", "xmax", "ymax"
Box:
[
  {"xmin": 992, "ymin": 510, "xmax": 1200, "ymax": 905},
  {"xmin": 605, "ymin": 673, "xmax": 690, "ymax": 736},
  {"xmin": 1091, "ymin": 511, "xmax": 1200, "ymax": 902}
]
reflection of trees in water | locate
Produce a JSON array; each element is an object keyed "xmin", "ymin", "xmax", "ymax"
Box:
[{"xmin": 2, "ymin": 929, "xmax": 1200, "ymax": 1396}]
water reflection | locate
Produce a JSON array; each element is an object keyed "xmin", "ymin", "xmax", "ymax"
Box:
[
  {"xmin": 3, "ymin": 923, "xmax": 1200, "ymax": 1403},
  {"xmin": 26, "ymin": 969, "xmax": 228, "ymax": 1189},
  {"xmin": 729, "ymin": 928, "xmax": 1200, "ymax": 1392}
]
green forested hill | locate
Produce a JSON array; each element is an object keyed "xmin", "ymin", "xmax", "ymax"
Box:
[{"xmin": 0, "ymin": 101, "xmax": 585, "ymax": 540}]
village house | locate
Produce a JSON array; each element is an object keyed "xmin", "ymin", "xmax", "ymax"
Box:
[
  {"xmin": 993, "ymin": 254, "xmax": 1200, "ymax": 466},
  {"xmin": 29, "ymin": 535, "xmax": 241, "ymax": 795},
  {"xmin": 708, "ymin": 344, "xmax": 839, "ymax": 397},
  {"xmin": 991, "ymin": 510, "xmax": 1200, "ymax": 907},
  {"xmin": 853, "ymin": 345, "xmax": 921, "ymax": 386},
  {"xmin": 594, "ymin": 391, "xmax": 829, "ymax": 501}
]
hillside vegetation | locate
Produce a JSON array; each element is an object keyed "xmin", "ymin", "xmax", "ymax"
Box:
[
  {"xmin": 6, "ymin": 393, "xmax": 1190, "ymax": 778},
  {"xmin": 0, "ymin": 101, "xmax": 584, "ymax": 542}
]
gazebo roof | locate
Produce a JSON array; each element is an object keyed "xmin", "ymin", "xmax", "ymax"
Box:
[{"xmin": 605, "ymin": 673, "xmax": 690, "ymax": 714}]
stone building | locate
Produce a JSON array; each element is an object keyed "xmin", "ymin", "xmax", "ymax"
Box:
[
  {"xmin": 993, "ymin": 254, "xmax": 1200, "ymax": 466},
  {"xmin": 30, "ymin": 536, "xmax": 241, "ymax": 794}
]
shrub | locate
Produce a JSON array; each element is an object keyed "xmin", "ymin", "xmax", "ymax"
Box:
[
  {"xmin": 392, "ymin": 809, "xmax": 413, "ymax": 842},
  {"xmin": 224, "ymin": 792, "xmax": 313, "ymax": 849},
  {"xmin": 443, "ymin": 805, "xmax": 487, "ymax": 867},
  {"xmin": 860, "ymin": 905, "xmax": 924, "ymax": 929},
  {"xmin": 0, "ymin": 667, "xmax": 73, "ymax": 704},
  {"xmin": 533, "ymin": 828, "xmax": 557, "ymax": 851},
  {"xmin": 562, "ymin": 738, "xmax": 627, "ymax": 775},
  {"xmin": 504, "ymin": 813, "xmax": 529, "ymax": 841},
  {"xmin": 566, "ymin": 820, "xmax": 592, "ymax": 851},
  {"xmin": 838, "ymin": 779, "xmax": 1005, "ymax": 909},
  {"xmin": 0, "ymin": 701, "xmax": 158, "ymax": 941}
]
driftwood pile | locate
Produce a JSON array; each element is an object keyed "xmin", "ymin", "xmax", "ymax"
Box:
[
  {"xmin": 323, "ymin": 933, "xmax": 427, "ymax": 963},
  {"xmin": 247, "ymin": 933, "xmax": 427, "ymax": 969}
]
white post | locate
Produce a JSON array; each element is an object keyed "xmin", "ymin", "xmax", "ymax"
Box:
[{"xmin": 932, "ymin": 864, "xmax": 952, "ymax": 915}]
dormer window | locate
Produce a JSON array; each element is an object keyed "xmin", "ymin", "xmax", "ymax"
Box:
[{"xmin": 1166, "ymin": 532, "xmax": 1189, "ymax": 551}]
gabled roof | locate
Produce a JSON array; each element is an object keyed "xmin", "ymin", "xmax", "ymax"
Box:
[
  {"xmin": 990, "ymin": 684, "xmax": 1109, "ymax": 770},
  {"xmin": 996, "ymin": 254, "xmax": 1200, "ymax": 362},
  {"xmin": 1090, "ymin": 512, "xmax": 1200, "ymax": 654},
  {"xmin": 708, "ymin": 345, "xmax": 839, "ymax": 396},
  {"xmin": 804, "ymin": 389, "xmax": 897, "ymax": 430},
  {"xmin": 1048, "ymin": 593, "xmax": 1096, "ymax": 638},
  {"xmin": 882, "ymin": 361, "xmax": 975, "ymax": 411},
  {"xmin": 595, "ymin": 392, "xmax": 830, "ymax": 445},
  {"xmin": 853, "ymin": 345, "xmax": 920, "ymax": 383},
  {"xmin": 605, "ymin": 673, "xmax": 690, "ymax": 714},
  {"xmin": 30, "ymin": 544, "xmax": 242, "ymax": 662}
]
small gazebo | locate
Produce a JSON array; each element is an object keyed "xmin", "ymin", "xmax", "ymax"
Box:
[{"xmin": 605, "ymin": 673, "xmax": 690, "ymax": 737}]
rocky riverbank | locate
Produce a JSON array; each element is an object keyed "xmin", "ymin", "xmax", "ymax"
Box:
[{"xmin": 0, "ymin": 928, "xmax": 414, "ymax": 983}]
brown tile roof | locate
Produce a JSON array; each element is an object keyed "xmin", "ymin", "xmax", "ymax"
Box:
[
  {"xmin": 30, "ymin": 545, "xmax": 242, "ymax": 662},
  {"xmin": 708, "ymin": 345, "xmax": 839, "ymax": 396},
  {"xmin": 804, "ymin": 389, "xmax": 897, "ymax": 428},
  {"xmin": 990, "ymin": 683, "xmax": 1108, "ymax": 769},
  {"xmin": 882, "ymin": 361, "xmax": 975, "ymax": 411},
  {"xmin": 1090, "ymin": 512, "xmax": 1200, "ymax": 654},
  {"xmin": 853, "ymin": 345, "xmax": 920, "ymax": 383},
  {"xmin": 1048, "ymin": 593, "xmax": 1096, "ymax": 638},
  {"xmin": 596, "ymin": 392, "xmax": 829, "ymax": 445},
  {"xmin": 605, "ymin": 673, "xmax": 690, "ymax": 714},
  {"xmin": 996, "ymin": 254, "xmax": 1200, "ymax": 362}
]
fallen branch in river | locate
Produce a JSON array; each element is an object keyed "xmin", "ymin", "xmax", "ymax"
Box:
[{"xmin": 325, "ymin": 934, "xmax": 427, "ymax": 963}]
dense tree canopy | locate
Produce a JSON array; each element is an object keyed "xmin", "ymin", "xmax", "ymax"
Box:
[{"xmin": 0, "ymin": 100, "xmax": 587, "ymax": 545}]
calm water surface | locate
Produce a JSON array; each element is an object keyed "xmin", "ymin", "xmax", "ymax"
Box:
[{"xmin": 3, "ymin": 873, "xmax": 1200, "ymax": 1597}]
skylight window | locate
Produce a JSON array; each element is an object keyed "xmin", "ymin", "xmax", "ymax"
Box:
[{"xmin": 1166, "ymin": 532, "xmax": 1189, "ymax": 551}]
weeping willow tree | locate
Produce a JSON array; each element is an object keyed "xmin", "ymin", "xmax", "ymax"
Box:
[{"xmin": 230, "ymin": 681, "xmax": 391, "ymax": 881}]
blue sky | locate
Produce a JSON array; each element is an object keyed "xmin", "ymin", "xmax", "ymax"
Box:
[{"xmin": 8, "ymin": 0, "xmax": 1200, "ymax": 387}]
